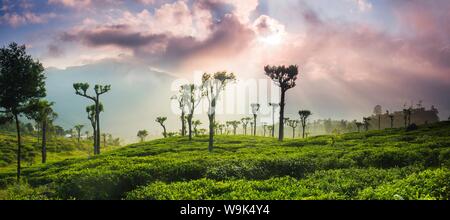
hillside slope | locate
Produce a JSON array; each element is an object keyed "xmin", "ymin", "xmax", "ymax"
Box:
[
  {"xmin": 0, "ymin": 132, "xmax": 96, "ymax": 168},
  {"xmin": 1, "ymin": 122, "xmax": 449, "ymax": 200}
]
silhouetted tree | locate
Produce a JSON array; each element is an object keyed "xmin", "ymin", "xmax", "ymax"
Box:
[
  {"xmin": 387, "ymin": 110, "xmax": 395, "ymax": 128},
  {"xmin": 241, "ymin": 117, "xmax": 251, "ymax": 135},
  {"xmin": 268, "ymin": 125, "xmax": 274, "ymax": 136},
  {"xmin": 156, "ymin": 117, "xmax": 168, "ymax": 138},
  {"xmin": 28, "ymin": 100, "xmax": 57, "ymax": 163},
  {"xmin": 374, "ymin": 105, "xmax": 382, "ymax": 130},
  {"xmin": 86, "ymin": 103, "xmax": 103, "ymax": 154},
  {"xmin": 137, "ymin": 130, "xmax": 148, "ymax": 142},
  {"xmin": 403, "ymin": 108, "xmax": 412, "ymax": 128},
  {"xmin": 218, "ymin": 124, "xmax": 225, "ymax": 135},
  {"xmin": 363, "ymin": 117, "xmax": 371, "ymax": 131},
  {"xmin": 355, "ymin": 122, "xmax": 363, "ymax": 132},
  {"xmin": 213, "ymin": 121, "xmax": 219, "ymax": 134},
  {"xmin": 227, "ymin": 121, "xmax": 240, "ymax": 135},
  {"xmin": 299, "ymin": 110, "xmax": 312, "ymax": 138},
  {"xmin": 287, "ymin": 119, "xmax": 299, "ymax": 138},
  {"xmin": 193, "ymin": 120, "xmax": 201, "ymax": 136},
  {"xmin": 265, "ymin": 65, "xmax": 299, "ymax": 141},
  {"xmin": 268, "ymin": 102, "xmax": 279, "ymax": 137},
  {"xmin": 183, "ymin": 84, "xmax": 203, "ymax": 140},
  {"xmin": 251, "ymin": 103, "xmax": 260, "ymax": 136},
  {"xmin": 0, "ymin": 43, "xmax": 46, "ymax": 181},
  {"xmin": 74, "ymin": 124, "xmax": 84, "ymax": 143},
  {"xmin": 202, "ymin": 72, "xmax": 236, "ymax": 152},
  {"xmin": 74, "ymin": 83, "xmax": 110, "ymax": 154},
  {"xmin": 172, "ymin": 87, "xmax": 188, "ymax": 136}
]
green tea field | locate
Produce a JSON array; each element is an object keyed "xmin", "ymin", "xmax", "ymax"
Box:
[{"xmin": 1, "ymin": 121, "xmax": 449, "ymax": 200}]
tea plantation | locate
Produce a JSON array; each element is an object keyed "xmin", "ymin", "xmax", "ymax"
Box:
[{"xmin": 1, "ymin": 122, "xmax": 449, "ymax": 200}]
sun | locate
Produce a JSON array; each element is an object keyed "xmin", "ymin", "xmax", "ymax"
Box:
[{"xmin": 258, "ymin": 33, "xmax": 283, "ymax": 46}]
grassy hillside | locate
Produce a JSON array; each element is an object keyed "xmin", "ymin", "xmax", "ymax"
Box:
[
  {"xmin": 0, "ymin": 122, "xmax": 449, "ymax": 200},
  {"xmin": 0, "ymin": 132, "xmax": 96, "ymax": 168},
  {"xmin": 0, "ymin": 132, "xmax": 121, "ymax": 172}
]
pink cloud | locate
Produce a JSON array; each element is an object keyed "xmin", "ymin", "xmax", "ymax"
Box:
[{"xmin": 0, "ymin": 12, "xmax": 56, "ymax": 27}]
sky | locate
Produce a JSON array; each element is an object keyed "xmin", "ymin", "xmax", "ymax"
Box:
[{"xmin": 1, "ymin": 0, "xmax": 449, "ymax": 142}]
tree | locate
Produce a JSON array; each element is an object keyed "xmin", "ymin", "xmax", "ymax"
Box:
[
  {"xmin": 387, "ymin": 110, "xmax": 394, "ymax": 128},
  {"xmin": 102, "ymin": 133, "xmax": 108, "ymax": 148},
  {"xmin": 0, "ymin": 43, "xmax": 46, "ymax": 181},
  {"xmin": 137, "ymin": 130, "xmax": 148, "ymax": 142},
  {"xmin": 227, "ymin": 121, "xmax": 240, "ymax": 135},
  {"xmin": 86, "ymin": 103, "xmax": 103, "ymax": 154},
  {"xmin": 183, "ymin": 84, "xmax": 203, "ymax": 140},
  {"xmin": 265, "ymin": 65, "xmax": 299, "ymax": 141},
  {"xmin": 202, "ymin": 72, "xmax": 236, "ymax": 152},
  {"xmin": 355, "ymin": 122, "xmax": 363, "ymax": 132},
  {"xmin": 74, "ymin": 83, "xmax": 110, "ymax": 155},
  {"xmin": 156, "ymin": 117, "xmax": 168, "ymax": 138},
  {"xmin": 28, "ymin": 100, "xmax": 57, "ymax": 163},
  {"xmin": 241, "ymin": 117, "xmax": 251, "ymax": 135},
  {"xmin": 251, "ymin": 103, "xmax": 260, "ymax": 136},
  {"xmin": 74, "ymin": 124, "xmax": 84, "ymax": 143},
  {"xmin": 298, "ymin": 110, "xmax": 312, "ymax": 138},
  {"xmin": 287, "ymin": 119, "xmax": 299, "ymax": 138},
  {"xmin": 403, "ymin": 108, "xmax": 412, "ymax": 128},
  {"xmin": 267, "ymin": 125, "xmax": 274, "ymax": 136},
  {"xmin": 171, "ymin": 87, "xmax": 188, "ymax": 136},
  {"xmin": 363, "ymin": 117, "xmax": 371, "ymax": 131},
  {"xmin": 262, "ymin": 122, "xmax": 267, "ymax": 137},
  {"xmin": 218, "ymin": 124, "xmax": 225, "ymax": 135},
  {"xmin": 193, "ymin": 120, "xmax": 202, "ymax": 136},
  {"xmin": 268, "ymin": 102, "xmax": 279, "ymax": 137},
  {"xmin": 374, "ymin": 105, "xmax": 382, "ymax": 130}
]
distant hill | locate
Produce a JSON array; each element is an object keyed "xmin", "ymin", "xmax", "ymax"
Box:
[{"xmin": 44, "ymin": 60, "xmax": 177, "ymax": 142}]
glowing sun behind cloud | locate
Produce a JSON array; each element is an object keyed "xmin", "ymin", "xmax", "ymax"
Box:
[{"xmin": 253, "ymin": 15, "xmax": 286, "ymax": 46}]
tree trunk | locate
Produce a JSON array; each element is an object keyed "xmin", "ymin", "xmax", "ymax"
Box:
[
  {"xmin": 14, "ymin": 114, "xmax": 21, "ymax": 182},
  {"xmin": 188, "ymin": 115, "xmax": 193, "ymax": 140},
  {"xmin": 91, "ymin": 123, "xmax": 96, "ymax": 155},
  {"xmin": 302, "ymin": 125, "xmax": 306, "ymax": 138},
  {"xmin": 42, "ymin": 119, "xmax": 47, "ymax": 163},
  {"xmin": 208, "ymin": 114, "xmax": 214, "ymax": 152},
  {"xmin": 253, "ymin": 115, "xmax": 257, "ymax": 136},
  {"xmin": 95, "ymin": 100, "xmax": 100, "ymax": 155},
  {"xmin": 378, "ymin": 115, "xmax": 381, "ymax": 130},
  {"xmin": 181, "ymin": 112, "xmax": 186, "ymax": 136},
  {"xmin": 292, "ymin": 127, "xmax": 295, "ymax": 138},
  {"xmin": 278, "ymin": 90, "xmax": 286, "ymax": 141},
  {"xmin": 162, "ymin": 125, "xmax": 167, "ymax": 138}
]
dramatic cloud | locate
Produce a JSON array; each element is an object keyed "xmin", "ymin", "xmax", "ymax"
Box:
[
  {"xmin": 2, "ymin": 0, "xmax": 449, "ymax": 130},
  {"xmin": 0, "ymin": 12, "xmax": 56, "ymax": 27}
]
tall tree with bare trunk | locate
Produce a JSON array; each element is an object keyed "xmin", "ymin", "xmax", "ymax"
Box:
[
  {"xmin": 299, "ymin": 110, "xmax": 312, "ymax": 138},
  {"xmin": 74, "ymin": 83, "xmax": 110, "ymax": 155},
  {"xmin": 251, "ymin": 103, "xmax": 260, "ymax": 136},
  {"xmin": 183, "ymin": 84, "xmax": 203, "ymax": 140},
  {"xmin": 28, "ymin": 100, "xmax": 57, "ymax": 164},
  {"xmin": 265, "ymin": 65, "xmax": 299, "ymax": 141},
  {"xmin": 202, "ymin": 72, "xmax": 236, "ymax": 152}
]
